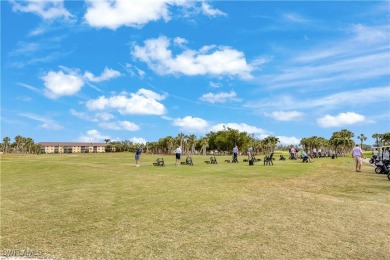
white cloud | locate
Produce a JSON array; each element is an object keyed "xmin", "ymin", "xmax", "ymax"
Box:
[
  {"xmin": 42, "ymin": 70, "xmax": 84, "ymax": 99},
  {"xmin": 84, "ymin": 0, "xmax": 223, "ymax": 30},
  {"xmin": 266, "ymin": 111, "xmax": 304, "ymax": 121},
  {"xmin": 200, "ymin": 91, "xmax": 241, "ymax": 104},
  {"xmin": 132, "ymin": 36, "xmax": 254, "ymax": 79},
  {"xmin": 172, "ymin": 116, "xmax": 209, "ymax": 133},
  {"xmin": 209, "ymin": 81, "xmax": 222, "ymax": 88},
  {"xmin": 200, "ymin": 2, "xmax": 226, "ymax": 17},
  {"xmin": 99, "ymin": 121, "xmax": 140, "ymax": 131},
  {"xmin": 130, "ymin": 137, "xmax": 147, "ymax": 145},
  {"xmin": 84, "ymin": 0, "xmax": 172, "ymax": 29},
  {"xmin": 42, "ymin": 67, "xmax": 121, "ymax": 99},
  {"xmin": 86, "ymin": 88, "xmax": 167, "ymax": 115},
  {"xmin": 173, "ymin": 37, "xmax": 188, "ymax": 47},
  {"xmin": 83, "ymin": 67, "xmax": 121, "ymax": 82},
  {"xmin": 317, "ymin": 112, "xmax": 366, "ymax": 128},
  {"xmin": 10, "ymin": 0, "xmax": 74, "ymax": 21},
  {"xmin": 19, "ymin": 113, "xmax": 63, "ymax": 130},
  {"xmin": 209, "ymin": 123, "xmax": 268, "ymax": 134},
  {"xmin": 95, "ymin": 112, "xmax": 115, "ymax": 121},
  {"xmin": 276, "ymin": 136, "xmax": 301, "ymax": 145},
  {"xmin": 78, "ymin": 129, "xmax": 110, "ymax": 142}
]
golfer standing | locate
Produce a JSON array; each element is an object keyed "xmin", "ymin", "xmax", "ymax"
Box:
[
  {"xmin": 135, "ymin": 147, "xmax": 142, "ymax": 167},
  {"xmin": 175, "ymin": 146, "xmax": 182, "ymax": 166},
  {"xmin": 351, "ymin": 144, "xmax": 364, "ymax": 172}
]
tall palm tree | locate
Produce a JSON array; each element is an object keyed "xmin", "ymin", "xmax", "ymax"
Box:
[
  {"xmin": 14, "ymin": 135, "xmax": 24, "ymax": 153},
  {"xmin": 3, "ymin": 137, "xmax": 10, "ymax": 154},
  {"xmin": 357, "ymin": 134, "xmax": 367, "ymax": 149},
  {"xmin": 187, "ymin": 134, "xmax": 197, "ymax": 155},
  {"xmin": 372, "ymin": 133, "xmax": 380, "ymax": 147},
  {"xmin": 25, "ymin": 138, "xmax": 34, "ymax": 154},
  {"xmin": 200, "ymin": 137, "xmax": 209, "ymax": 156},
  {"xmin": 166, "ymin": 136, "xmax": 175, "ymax": 154},
  {"xmin": 261, "ymin": 136, "xmax": 279, "ymax": 153},
  {"xmin": 339, "ymin": 129, "xmax": 354, "ymax": 155}
]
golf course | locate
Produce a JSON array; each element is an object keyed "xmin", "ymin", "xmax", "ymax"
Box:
[{"xmin": 1, "ymin": 152, "xmax": 389, "ymax": 259}]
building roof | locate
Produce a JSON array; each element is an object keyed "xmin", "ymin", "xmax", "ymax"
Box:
[{"xmin": 39, "ymin": 142, "xmax": 107, "ymax": 146}]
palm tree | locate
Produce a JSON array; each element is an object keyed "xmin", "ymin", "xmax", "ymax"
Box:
[
  {"xmin": 3, "ymin": 137, "xmax": 10, "ymax": 154},
  {"xmin": 25, "ymin": 138, "xmax": 34, "ymax": 154},
  {"xmin": 357, "ymin": 134, "xmax": 367, "ymax": 149},
  {"xmin": 381, "ymin": 132, "xmax": 390, "ymax": 145},
  {"xmin": 372, "ymin": 133, "xmax": 381, "ymax": 147},
  {"xmin": 187, "ymin": 134, "xmax": 197, "ymax": 155},
  {"xmin": 339, "ymin": 129, "xmax": 354, "ymax": 155},
  {"xmin": 261, "ymin": 136, "xmax": 279, "ymax": 153},
  {"xmin": 200, "ymin": 137, "xmax": 209, "ymax": 156},
  {"xmin": 176, "ymin": 133, "xmax": 185, "ymax": 148},
  {"xmin": 14, "ymin": 135, "xmax": 24, "ymax": 153}
]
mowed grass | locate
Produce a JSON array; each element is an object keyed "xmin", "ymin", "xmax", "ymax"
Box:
[{"xmin": 1, "ymin": 153, "xmax": 389, "ymax": 259}]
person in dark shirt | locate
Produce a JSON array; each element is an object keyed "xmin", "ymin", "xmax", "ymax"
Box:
[{"xmin": 135, "ymin": 147, "xmax": 143, "ymax": 167}]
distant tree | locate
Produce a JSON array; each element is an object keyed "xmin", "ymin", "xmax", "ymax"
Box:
[
  {"xmin": 3, "ymin": 137, "xmax": 11, "ymax": 154},
  {"xmin": 25, "ymin": 138, "xmax": 34, "ymax": 153},
  {"xmin": 187, "ymin": 134, "xmax": 197, "ymax": 155},
  {"xmin": 372, "ymin": 133, "xmax": 381, "ymax": 147},
  {"xmin": 32, "ymin": 143, "xmax": 42, "ymax": 154},
  {"xmin": 261, "ymin": 136, "xmax": 279, "ymax": 153},
  {"xmin": 381, "ymin": 132, "xmax": 390, "ymax": 145},
  {"xmin": 329, "ymin": 129, "xmax": 354, "ymax": 155},
  {"xmin": 357, "ymin": 134, "xmax": 367, "ymax": 148},
  {"xmin": 199, "ymin": 137, "xmax": 209, "ymax": 156}
]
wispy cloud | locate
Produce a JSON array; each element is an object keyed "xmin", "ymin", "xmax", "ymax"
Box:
[
  {"xmin": 199, "ymin": 91, "xmax": 241, "ymax": 104},
  {"xmin": 99, "ymin": 121, "xmax": 140, "ymax": 131},
  {"xmin": 245, "ymin": 86, "xmax": 390, "ymax": 111},
  {"xmin": 17, "ymin": 82, "xmax": 41, "ymax": 94},
  {"xmin": 255, "ymin": 24, "xmax": 390, "ymax": 90},
  {"xmin": 283, "ymin": 13, "xmax": 309, "ymax": 23},
  {"xmin": 19, "ymin": 113, "xmax": 63, "ymax": 130},
  {"xmin": 8, "ymin": 36, "xmax": 72, "ymax": 68},
  {"xmin": 10, "ymin": 0, "xmax": 75, "ymax": 21}
]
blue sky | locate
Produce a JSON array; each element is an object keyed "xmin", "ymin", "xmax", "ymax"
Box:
[{"xmin": 1, "ymin": 0, "xmax": 390, "ymax": 145}]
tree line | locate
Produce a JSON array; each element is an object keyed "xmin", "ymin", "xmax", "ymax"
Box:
[{"xmin": 1, "ymin": 130, "xmax": 389, "ymax": 155}]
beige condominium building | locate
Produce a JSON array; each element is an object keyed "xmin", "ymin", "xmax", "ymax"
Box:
[{"xmin": 39, "ymin": 142, "xmax": 107, "ymax": 154}]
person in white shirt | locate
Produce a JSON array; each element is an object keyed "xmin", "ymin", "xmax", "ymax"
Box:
[
  {"xmin": 351, "ymin": 144, "xmax": 364, "ymax": 172},
  {"xmin": 175, "ymin": 146, "xmax": 182, "ymax": 165}
]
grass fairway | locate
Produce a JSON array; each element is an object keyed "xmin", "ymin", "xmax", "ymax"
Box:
[{"xmin": 1, "ymin": 153, "xmax": 389, "ymax": 259}]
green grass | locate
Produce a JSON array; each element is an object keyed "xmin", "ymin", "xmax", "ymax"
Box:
[{"xmin": 1, "ymin": 153, "xmax": 389, "ymax": 259}]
